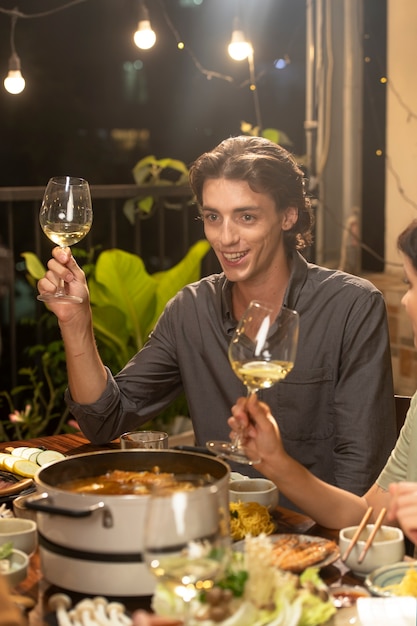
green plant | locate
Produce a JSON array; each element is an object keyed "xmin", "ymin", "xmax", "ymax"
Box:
[
  {"xmin": 0, "ymin": 240, "xmax": 210, "ymax": 441},
  {"xmin": 124, "ymin": 155, "xmax": 191, "ymax": 224}
]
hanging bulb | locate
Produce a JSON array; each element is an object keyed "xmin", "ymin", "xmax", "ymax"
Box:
[
  {"xmin": 228, "ymin": 17, "xmax": 252, "ymax": 61},
  {"xmin": 134, "ymin": 20, "xmax": 156, "ymax": 49},
  {"xmin": 133, "ymin": 1, "xmax": 156, "ymax": 50},
  {"xmin": 4, "ymin": 52, "xmax": 25, "ymax": 94}
]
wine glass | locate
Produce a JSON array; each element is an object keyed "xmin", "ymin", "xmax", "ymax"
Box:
[
  {"xmin": 37, "ymin": 176, "xmax": 93, "ymax": 304},
  {"xmin": 143, "ymin": 480, "xmax": 231, "ymax": 625},
  {"xmin": 207, "ymin": 300, "xmax": 299, "ymax": 465}
]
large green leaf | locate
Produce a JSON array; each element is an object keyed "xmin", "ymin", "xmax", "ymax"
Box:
[
  {"xmin": 150, "ymin": 240, "xmax": 210, "ymax": 332},
  {"xmin": 94, "ymin": 249, "xmax": 157, "ymax": 349},
  {"xmin": 91, "ymin": 306, "xmax": 133, "ymax": 368},
  {"xmin": 21, "ymin": 252, "xmax": 46, "ymax": 280}
]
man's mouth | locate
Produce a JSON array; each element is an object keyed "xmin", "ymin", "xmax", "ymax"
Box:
[{"xmin": 222, "ymin": 251, "xmax": 247, "ymax": 262}]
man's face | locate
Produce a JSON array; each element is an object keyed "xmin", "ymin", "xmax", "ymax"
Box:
[{"xmin": 201, "ymin": 178, "xmax": 289, "ymax": 286}]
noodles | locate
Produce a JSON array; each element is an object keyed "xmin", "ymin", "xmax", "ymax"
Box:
[
  {"xmin": 229, "ymin": 501, "xmax": 275, "ymax": 541},
  {"xmin": 385, "ymin": 568, "xmax": 417, "ymax": 597}
]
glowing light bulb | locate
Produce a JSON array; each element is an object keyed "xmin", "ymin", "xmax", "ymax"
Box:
[
  {"xmin": 228, "ymin": 28, "xmax": 252, "ymax": 61},
  {"xmin": 4, "ymin": 53, "xmax": 25, "ymax": 94},
  {"xmin": 134, "ymin": 20, "xmax": 156, "ymax": 49}
]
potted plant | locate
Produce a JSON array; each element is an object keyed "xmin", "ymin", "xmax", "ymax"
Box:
[{"xmin": 0, "ymin": 240, "xmax": 210, "ymax": 441}]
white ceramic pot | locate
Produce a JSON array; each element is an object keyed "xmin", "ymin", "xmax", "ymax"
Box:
[{"xmin": 26, "ymin": 449, "xmax": 230, "ymax": 596}]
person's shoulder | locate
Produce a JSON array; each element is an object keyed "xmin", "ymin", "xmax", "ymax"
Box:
[{"xmin": 307, "ymin": 262, "xmax": 382, "ymax": 294}]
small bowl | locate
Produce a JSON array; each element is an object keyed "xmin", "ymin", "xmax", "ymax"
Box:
[
  {"xmin": 229, "ymin": 478, "xmax": 279, "ymax": 509},
  {"xmin": 329, "ymin": 584, "xmax": 371, "ymax": 608},
  {"xmin": 13, "ymin": 494, "xmax": 38, "ymax": 522},
  {"xmin": 339, "ymin": 524, "xmax": 405, "ymax": 576},
  {"xmin": 0, "ymin": 518, "xmax": 37, "ymax": 555},
  {"xmin": 365, "ymin": 562, "xmax": 417, "ymax": 597},
  {"xmin": 0, "ymin": 548, "xmax": 29, "ymax": 588}
]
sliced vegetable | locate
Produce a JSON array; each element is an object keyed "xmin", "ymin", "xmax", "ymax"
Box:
[
  {"xmin": 36, "ymin": 450, "xmax": 65, "ymax": 467},
  {"xmin": 0, "ymin": 542, "xmax": 13, "ymax": 559},
  {"xmin": 12, "ymin": 460, "xmax": 39, "ymax": 478},
  {"xmin": 21, "ymin": 447, "xmax": 44, "ymax": 460}
]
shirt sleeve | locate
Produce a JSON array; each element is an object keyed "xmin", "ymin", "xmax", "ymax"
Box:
[
  {"xmin": 331, "ymin": 289, "xmax": 397, "ymax": 494},
  {"xmin": 377, "ymin": 392, "xmax": 417, "ymax": 490}
]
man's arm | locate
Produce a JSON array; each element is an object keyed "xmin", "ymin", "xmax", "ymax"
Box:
[{"xmin": 37, "ymin": 247, "xmax": 108, "ymax": 404}]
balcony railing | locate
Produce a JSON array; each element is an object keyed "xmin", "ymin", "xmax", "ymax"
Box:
[{"xmin": 0, "ymin": 184, "xmax": 219, "ymax": 390}]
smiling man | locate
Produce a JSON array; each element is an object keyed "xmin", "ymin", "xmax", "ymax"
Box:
[{"xmin": 37, "ymin": 136, "xmax": 396, "ymax": 507}]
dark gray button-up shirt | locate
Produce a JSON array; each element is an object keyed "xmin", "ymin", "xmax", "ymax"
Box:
[{"xmin": 68, "ymin": 251, "xmax": 396, "ymax": 503}]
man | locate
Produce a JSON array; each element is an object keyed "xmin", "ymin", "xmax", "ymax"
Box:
[{"xmin": 37, "ymin": 136, "xmax": 396, "ymax": 506}]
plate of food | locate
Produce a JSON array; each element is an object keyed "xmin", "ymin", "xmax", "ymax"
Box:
[
  {"xmin": 0, "ymin": 470, "xmax": 35, "ymax": 504},
  {"xmin": 234, "ymin": 533, "xmax": 340, "ymax": 573},
  {"xmin": 365, "ymin": 561, "xmax": 417, "ymax": 597}
]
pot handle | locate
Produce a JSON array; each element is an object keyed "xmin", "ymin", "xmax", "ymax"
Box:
[{"xmin": 25, "ymin": 492, "xmax": 113, "ymax": 528}]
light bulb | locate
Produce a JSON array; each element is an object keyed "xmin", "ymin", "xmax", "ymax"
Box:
[
  {"xmin": 4, "ymin": 53, "xmax": 25, "ymax": 94},
  {"xmin": 228, "ymin": 28, "xmax": 252, "ymax": 61},
  {"xmin": 134, "ymin": 20, "xmax": 156, "ymax": 49}
]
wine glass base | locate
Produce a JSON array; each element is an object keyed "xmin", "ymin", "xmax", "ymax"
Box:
[
  {"xmin": 206, "ymin": 441, "xmax": 261, "ymax": 465},
  {"xmin": 37, "ymin": 292, "xmax": 83, "ymax": 304}
]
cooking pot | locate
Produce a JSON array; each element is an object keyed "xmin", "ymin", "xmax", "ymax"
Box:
[{"xmin": 26, "ymin": 449, "xmax": 230, "ymax": 596}]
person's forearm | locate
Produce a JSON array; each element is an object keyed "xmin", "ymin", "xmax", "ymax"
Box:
[
  {"xmin": 263, "ymin": 454, "xmax": 369, "ymax": 528},
  {"xmin": 60, "ymin": 317, "xmax": 107, "ymax": 404}
]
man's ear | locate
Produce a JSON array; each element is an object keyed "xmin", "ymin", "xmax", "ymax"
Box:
[{"xmin": 282, "ymin": 206, "xmax": 298, "ymax": 230}]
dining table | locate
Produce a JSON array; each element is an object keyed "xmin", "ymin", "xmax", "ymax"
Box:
[{"xmin": 0, "ymin": 433, "xmax": 370, "ymax": 626}]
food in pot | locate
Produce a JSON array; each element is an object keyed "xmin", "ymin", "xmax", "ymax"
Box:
[{"xmin": 56, "ymin": 468, "xmax": 197, "ymax": 495}]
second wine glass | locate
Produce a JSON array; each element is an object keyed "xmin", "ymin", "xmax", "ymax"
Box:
[
  {"xmin": 143, "ymin": 481, "xmax": 231, "ymax": 625},
  {"xmin": 37, "ymin": 175, "xmax": 93, "ymax": 304},
  {"xmin": 207, "ymin": 300, "xmax": 299, "ymax": 464}
]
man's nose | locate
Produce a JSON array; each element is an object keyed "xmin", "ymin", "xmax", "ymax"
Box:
[{"xmin": 219, "ymin": 220, "xmax": 239, "ymax": 245}]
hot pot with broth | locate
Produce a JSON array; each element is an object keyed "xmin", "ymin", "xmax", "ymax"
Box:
[{"xmin": 26, "ymin": 449, "xmax": 230, "ymax": 596}]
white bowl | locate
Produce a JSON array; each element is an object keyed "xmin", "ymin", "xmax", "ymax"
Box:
[
  {"xmin": 0, "ymin": 548, "xmax": 29, "ymax": 588},
  {"xmin": 0, "ymin": 518, "xmax": 37, "ymax": 555},
  {"xmin": 12, "ymin": 494, "xmax": 37, "ymax": 522},
  {"xmin": 339, "ymin": 524, "xmax": 405, "ymax": 576},
  {"xmin": 229, "ymin": 478, "xmax": 279, "ymax": 509}
]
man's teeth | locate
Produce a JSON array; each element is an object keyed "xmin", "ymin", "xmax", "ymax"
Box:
[{"xmin": 224, "ymin": 252, "xmax": 246, "ymax": 261}]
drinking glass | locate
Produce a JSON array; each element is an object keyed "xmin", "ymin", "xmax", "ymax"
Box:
[
  {"xmin": 120, "ymin": 430, "xmax": 169, "ymax": 449},
  {"xmin": 143, "ymin": 481, "xmax": 231, "ymax": 625},
  {"xmin": 207, "ymin": 300, "xmax": 299, "ymax": 464},
  {"xmin": 37, "ymin": 176, "xmax": 93, "ymax": 304}
]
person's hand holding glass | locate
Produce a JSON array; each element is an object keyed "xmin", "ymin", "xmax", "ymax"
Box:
[
  {"xmin": 207, "ymin": 300, "xmax": 299, "ymax": 464},
  {"xmin": 37, "ymin": 176, "xmax": 93, "ymax": 304}
]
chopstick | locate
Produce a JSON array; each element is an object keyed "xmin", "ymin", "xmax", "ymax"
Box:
[
  {"xmin": 357, "ymin": 507, "xmax": 387, "ymax": 564},
  {"xmin": 341, "ymin": 506, "xmax": 373, "ymax": 562}
]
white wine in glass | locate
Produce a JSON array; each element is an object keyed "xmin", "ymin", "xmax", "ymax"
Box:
[
  {"xmin": 207, "ymin": 300, "xmax": 299, "ymax": 465},
  {"xmin": 37, "ymin": 176, "xmax": 93, "ymax": 304},
  {"xmin": 143, "ymin": 482, "xmax": 230, "ymax": 625}
]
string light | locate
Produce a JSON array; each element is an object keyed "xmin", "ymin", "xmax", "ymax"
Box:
[
  {"xmin": 133, "ymin": 0, "xmax": 156, "ymax": 50},
  {"xmin": 228, "ymin": 16, "xmax": 252, "ymax": 61},
  {"xmin": 4, "ymin": 13, "xmax": 25, "ymax": 95}
]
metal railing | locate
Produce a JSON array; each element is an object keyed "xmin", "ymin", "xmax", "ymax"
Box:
[{"xmin": 0, "ymin": 184, "xmax": 219, "ymax": 389}]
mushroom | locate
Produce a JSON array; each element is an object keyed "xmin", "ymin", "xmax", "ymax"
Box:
[
  {"xmin": 48, "ymin": 593, "xmax": 73, "ymax": 626},
  {"xmin": 75, "ymin": 599, "xmax": 97, "ymax": 626},
  {"xmin": 69, "ymin": 609, "xmax": 83, "ymax": 626},
  {"xmin": 106, "ymin": 602, "xmax": 132, "ymax": 626},
  {"xmin": 93, "ymin": 596, "xmax": 112, "ymax": 626}
]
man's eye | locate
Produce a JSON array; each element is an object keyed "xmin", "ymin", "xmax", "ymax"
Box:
[
  {"xmin": 204, "ymin": 213, "xmax": 218, "ymax": 223},
  {"xmin": 242, "ymin": 214, "xmax": 255, "ymax": 223}
]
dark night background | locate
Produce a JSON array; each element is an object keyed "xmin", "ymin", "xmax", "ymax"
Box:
[{"xmin": 0, "ymin": 0, "xmax": 308, "ymax": 186}]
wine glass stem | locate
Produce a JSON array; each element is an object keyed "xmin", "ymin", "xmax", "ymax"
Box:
[
  {"xmin": 56, "ymin": 278, "xmax": 66, "ymax": 297},
  {"xmin": 232, "ymin": 388, "xmax": 258, "ymax": 450}
]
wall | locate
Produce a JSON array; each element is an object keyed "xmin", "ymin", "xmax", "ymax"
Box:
[{"xmin": 385, "ymin": 0, "xmax": 417, "ymax": 271}]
